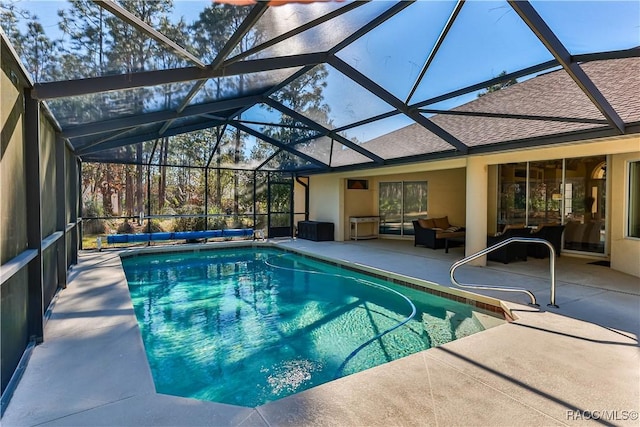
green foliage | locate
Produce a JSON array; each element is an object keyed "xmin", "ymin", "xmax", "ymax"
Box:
[
  {"xmin": 172, "ymin": 205, "xmax": 206, "ymax": 232},
  {"xmin": 83, "ymin": 218, "xmax": 106, "ymax": 235},
  {"xmin": 82, "ymin": 198, "xmax": 102, "ymax": 217},
  {"xmin": 0, "ymin": 1, "xmax": 25, "ymax": 44},
  {"xmin": 262, "ymin": 66, "xmax": 331, "ymax": 169},
  {"xmin": 3, "ymin": 0, "xmax": 314, "ymax": 243},
  {"xmin": 478, "ymin": 71, "xmax": 518, "ymax": 98}
]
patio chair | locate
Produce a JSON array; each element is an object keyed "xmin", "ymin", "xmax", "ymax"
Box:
[
  {"xmin": 486, "ymin": 225, "xmax": 530, "ymax": 264},
  {"xmin": 527, "ymin": 224, "xmax": 566, "ymax": 258}
]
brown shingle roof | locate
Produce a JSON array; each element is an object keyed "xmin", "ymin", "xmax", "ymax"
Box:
[{"xmin": 331, "ymin": 57, "xmax": 639, "ymax": 166}]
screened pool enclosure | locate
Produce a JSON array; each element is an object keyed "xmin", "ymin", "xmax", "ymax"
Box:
[
  {"xmin": 3, "ymin": 0, "xmax": 639, "ymax": 246},
  {"xmin": 1, "ymin": 0, "xmax": 639, "ymax": 403}
]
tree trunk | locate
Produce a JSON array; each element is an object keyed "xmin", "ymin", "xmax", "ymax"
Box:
[
  {"xmin": 159, "ymin": 137, "xmax": 168, "ymax": 211},
  {"xmin": 136, "ymin": 143, "xmax": 143, "ymax": 217},
  {"xmin": 102, "ymin": 164, "xmax": 113, "ymax": 216},
  {"xmin": 125, "ymin": 166, "xmax": 134, "ymax": 216},
  {"xmin": 215, "ymin": 158, "xmax": 222, "ymax": 209},
  {"xmin": 233, "ymin": 128, "xmax": 240, "ymax": 214}
]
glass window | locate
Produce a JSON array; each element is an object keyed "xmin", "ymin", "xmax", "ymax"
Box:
[
  {"xmin": 528, "ymin": 160, "xmax": 563, "ymax": 227},
  {"xmin": 379, "ymin": 182, "xmax": 402, "ymax": 236},
  {"xmin": 629, "ymin": 161, "xmax": 640, "ymax": 238},
  {"xmin": 402, "ymin": 182, "xmax": 428, "ymax": 236},
  {"xmin": 379, "ymin": 181, "xmax": 427, "ymax": 236},
  {"xmin": 497, "ymin": 163, "xmax": 527, "ymax": 228}
]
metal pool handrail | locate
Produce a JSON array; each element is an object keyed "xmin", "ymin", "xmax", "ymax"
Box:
[{"xmin": 449, "ymin": 237, "xmax": 558, "ymax": 308}]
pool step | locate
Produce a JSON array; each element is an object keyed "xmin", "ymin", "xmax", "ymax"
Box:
[{"xmin": 472, "ymin": 311, "xmax": 506, "ymax": 330}]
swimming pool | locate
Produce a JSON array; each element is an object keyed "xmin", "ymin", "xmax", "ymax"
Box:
[{"xmin": 121, "ymin": 246, "xmax": 503, "ymax": 407}]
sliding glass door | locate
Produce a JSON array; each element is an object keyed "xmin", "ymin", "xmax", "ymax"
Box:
[
  {"xmin": 563, "ymin": 156, "xmax": 606, "ymax": 253},
  {"xmin": 379, "ymin": 181, "xmax": 427, "ymax": 236},
  {"xmin": 497, "ymin": 163, "xmax": 527, "ymax": 226},
  {"xmin": 497, "ymin": 156, "xmax": 606, "ymax": 254},
  {"xmin": 528, "ymin": 160, "xmax": 563, "ymax": 227}
]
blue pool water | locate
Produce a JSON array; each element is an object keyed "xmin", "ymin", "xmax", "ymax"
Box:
[{"xmin": 122, "ymin": 247, "xmax": 501, "ymax": 407}]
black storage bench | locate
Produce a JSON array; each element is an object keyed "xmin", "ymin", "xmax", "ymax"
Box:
[{"xmin": 297, "ymin": 221, "xmax": 334, "ymax": 241}]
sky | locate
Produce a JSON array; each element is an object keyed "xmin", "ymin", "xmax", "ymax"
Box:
[{"xmin": 7, "ymin": 0, "xmax": 640, "ymax": 143}]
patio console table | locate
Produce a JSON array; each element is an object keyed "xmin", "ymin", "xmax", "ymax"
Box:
[{"xmin": 349, "ymin": 216, "xmax": 380, "ymax": 240}]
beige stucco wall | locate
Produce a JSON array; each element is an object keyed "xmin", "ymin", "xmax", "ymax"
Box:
[
  {"xmin": 293, "ymin": 177, "xmax": 308, "ymax": 226},
  {"xmin": 610, "ymin": 152, "xmax": 640, "ymax": 277},
  {"xmin": 306, "ymin": 134, "xmax": 640, "ymax": 276},
  {"xmin": 309, "ymin": 165, "xmax": 467, "ymax": 241},
  {"xmin": 343, "ymin": 179, "xmax": 375, "ymax": 240},
  {"xmin": 340, "ymin": 169, "xmax": 466, "ymax": 241},
  {"xmin": 487, "ymin": 165, "xmax": 499, "ymax": 236},
  {"xmin": 465, "ymin": 157, "xmax": 488, "ymax": 264},
  {"xmin": 308, "ymin": 174, "xmax": 344, "ymax": 240}
]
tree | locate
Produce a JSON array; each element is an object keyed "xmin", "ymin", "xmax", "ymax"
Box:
[
  {"xmin": 104, "ymin": 0, "xmax": 175, "ymax": 218},
  {"xmin": 16, "ymin": 17, "xmax": 61, "ymax": 82},
  {"xmin": 192, "ymin": 4, "xmax": 256, "ymax": 216},
  {"xmin": 478, "ymin": 70, "xmax": 517, "ymax": 97},
  {"xmin": 256, "ymin": 66, "xmax": 331, "ymax": 169},
  {"xmin": 58, "ymin": 0, "xmax": 109, "ymax": 77},
  {"xmin": 0, "ymin": 1, "xmax": 25, "ymax": 45}
]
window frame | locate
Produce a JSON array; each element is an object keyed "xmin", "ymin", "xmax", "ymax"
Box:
[{"xmin": 626, "ymin": 159, "xmax": 640, "ymax": 239}]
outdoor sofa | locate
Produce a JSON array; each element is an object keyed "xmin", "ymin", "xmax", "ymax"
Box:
[{"xmin": 412, "ymin": 217, "xmax": 465, "ymax": 249}]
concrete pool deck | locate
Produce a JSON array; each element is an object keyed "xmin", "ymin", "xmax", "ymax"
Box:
[{"xmin": 2, "ymin": 239, "xmax": 639, "ymax": 426}]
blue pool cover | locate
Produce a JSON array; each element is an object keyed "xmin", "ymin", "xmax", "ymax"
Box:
[{"xmin": 106, "ymin": 229, "xmax": 253, "ymax": 244}]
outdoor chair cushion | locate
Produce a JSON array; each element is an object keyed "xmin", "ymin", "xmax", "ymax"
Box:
[
  {"xmin": 412, "ymin": 219, "xmax": 465, "ymax": 249},
  {"xmin": 433, "ymin": 216, "xmax": 451, "ymax": 229},
  {"xmin": 418, "ymin": 218, "xmax": 435, "ymax": 229}
]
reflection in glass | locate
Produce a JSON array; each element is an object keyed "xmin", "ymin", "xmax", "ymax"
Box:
[
  {"xmin": 528, "ymin": 160, "xmax": 563, "ymax": 227},
  {"xmin": 379, "ymin": 182, "xmax": 402, "ymax": 236},
  {"xmin": 270, "ymin": 64, "xmax": 395, "ymax": 130},
  {"xmin": 379, "ymin": 181, "xmax": 427, "ymax": 236},
  {"xmin": 48, "ymin": 83, "xmax": 186, "ymax": 127},
  {"xmin": 496, "ymin": 157, "xmax": 607, "ymax": 254},
  {"xmin": 80, "ymin": 140, "xmax": 156, "ymax": 164},
  {"xmin": 241, "ymin": 1, "xmax": 347, "ymax": 58},
  {"xmin": 402, "ymin": 182, "xmax": 428, "ymax": 236},
  {"xmin": 497, "ymin": 163, "xmax": 528, "ymax": 228},
  {"xmin": 190, "ymin": 68, "xmax": 301, "ymax": 106},
  {"xmin": 261, "ymin": 152, "xmax": 322, "ymax": 172},
  {"xmin": 210, "ymin": 127, "xmax": 277, "ymax": 170},
  {"xmin": 563, "ymin": 156, "xmax": 606, "ymax": 254},
  {"xmin": 293, "ymin": 138, "xmax": 333, "ymax": 165},
  {"xmin": 242, "ymin": 1, "xmax": 389, "ymax": 60}
]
